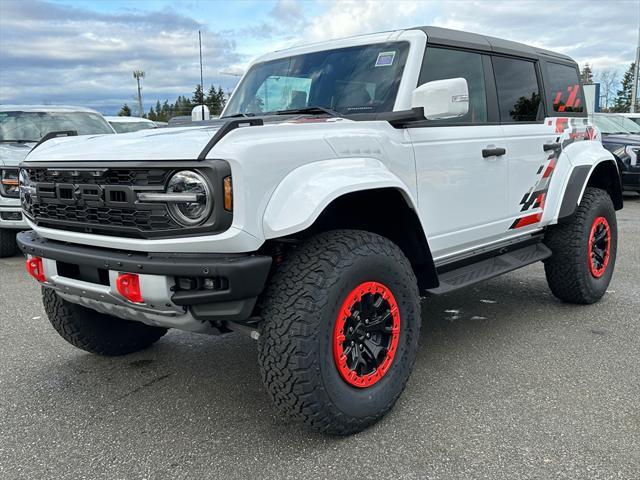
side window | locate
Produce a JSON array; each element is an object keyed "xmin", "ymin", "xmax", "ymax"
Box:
[
  {"xmin": 545, "ymin": 62, "xmax": 585, "ymax": 113},
  {"xmin": 492, "ymin": 56, "xmax": 542, "ymax": 123},
  {"xmin": 419, "ymin": 47, "xmax": 487, "ymax": 124}
]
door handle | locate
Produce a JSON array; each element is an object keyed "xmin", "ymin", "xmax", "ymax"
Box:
[
  {"xmin": 482, "ymin": 147, "xmax": 506, "ymax": 158},
  {"xmin": 543, "ymin": 142, "xmax": 561, "ymax": 151}
]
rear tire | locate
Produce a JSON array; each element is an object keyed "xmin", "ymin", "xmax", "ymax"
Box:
[
  {"xmin": 0, "ymin": 229, "xmax": 17, "ymax": 258},
  {"xmin": 544, "ymin": 187, "xmax": 617, "ymax": 304},
  {"xmin": 43, "ymin": 288, "xmax": 167, "ymax": 356},
  {"xmin": 258, "ymin": 230, "xmax": 421, "ymax": 435}
]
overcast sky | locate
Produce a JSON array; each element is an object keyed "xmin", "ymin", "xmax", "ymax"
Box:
[{"xmin": 0, "ymin": 0, "xmax": 638, "ymax": 115}]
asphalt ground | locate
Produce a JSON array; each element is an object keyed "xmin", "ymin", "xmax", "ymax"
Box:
[{"xmin": 1, "ymin": 195, "xmax": 639, "ymax": 480}]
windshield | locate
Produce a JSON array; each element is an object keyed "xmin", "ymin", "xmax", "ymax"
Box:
[
  {"xmin": 110, "ymin": 121, "xmax": 156, "ymax": 134},
  {"xmin": 0, "ymin": 111, "xmax": 114, "ymax": 142},
  {"xmin": 224, "ymin": 42, "xmax": 410, "ymax": 117},
  {"xmin": 592, "ymin": 115, "xmax": 631, "ymax": 134},
  {"xmin": 604, "ymin": 115, "xmax": 640, "ymax": 134}
]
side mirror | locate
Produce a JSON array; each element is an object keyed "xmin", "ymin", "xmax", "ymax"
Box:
[{"xmin": 411, "ymin": 77, "xmax": 469, "ymax": 121}]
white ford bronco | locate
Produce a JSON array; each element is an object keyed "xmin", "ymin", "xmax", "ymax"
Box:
[{"xmin": 17, "ymin": 27, "xmax": 623, "ymax": 435}]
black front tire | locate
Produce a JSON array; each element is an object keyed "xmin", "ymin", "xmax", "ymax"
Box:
[
  {"xmin": 544, "ymin": 187, "xmax": 617, "ymax": 304},
  {"xmin": 43, "ymin": 288, "xmax": 167, "ymax": 356},
  {"xmin": 258, "ymin": 230, "xmax": 421, "ymax": 435},
  {"xmin": 0, "ymin": 229, "xmax": 18, "ymax": 258}
]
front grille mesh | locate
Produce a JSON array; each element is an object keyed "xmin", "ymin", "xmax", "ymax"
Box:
[{"xmin": 31, "ymin": 203, "xmax": 173, "ymax": 230}]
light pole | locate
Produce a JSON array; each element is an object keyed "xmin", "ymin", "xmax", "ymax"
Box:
[
  {"xmin": 199, "ymin": 30, "xmax": 205, "ymax": 120},
  {"xmin": 133, "ymin": 70, "xmax": 145, "ymax": 117},
  {"xmin": 632, "ymin": 11, "xmax": 640, "ymax": 112}
]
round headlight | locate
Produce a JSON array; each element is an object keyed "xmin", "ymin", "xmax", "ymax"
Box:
[{"xmin": 166, "ymin": 170, "xmax": 212, "ymax": 226}]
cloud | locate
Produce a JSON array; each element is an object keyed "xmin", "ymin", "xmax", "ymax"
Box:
[
  {"xmin": 298, "ymin": 0, "xmax": 636, "ymax": 71},
  {"xmin": 0, "ymin": 0, "xmax": 240, "ymax": 113},
  {"xmin": 431, "ymin": 0, "xmax": 637, "ymax": 70},
  {"xmin": 304, "ymin": 0, "xmax": 424, "ymax": 43},
  {"xmin": 0, "ymin": 0, "xmax": 637, "ymax": 114}
]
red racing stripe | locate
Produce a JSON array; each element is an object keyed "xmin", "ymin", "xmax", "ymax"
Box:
[
  {"xmin": 510, "ymin": 213, "xmax": 542, "ymax": 229},
  {"xmin": 543, "ymin": 158, "xmax": 556, "ymax": 178}
]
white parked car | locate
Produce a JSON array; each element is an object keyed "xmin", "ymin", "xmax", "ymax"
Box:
[
  {"xmin": 105, "ymin": 116, "xmax": 158, "ymax": 133},
  {"xmin": 0, "ymin": 105, "xmax": 114, "ymax": 256},
  {"xmin": 618, "ymin": 112, "xmax": 640, "ymax": 126},
  {"xmin": 17, "ymin": 27, "xmax": 622, "ymax": 435}
]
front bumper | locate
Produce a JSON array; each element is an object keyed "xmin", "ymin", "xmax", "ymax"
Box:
[
  {"xmin": 17, "ymin": 231, "xmax": 272, "ymax": 331},
  {"xmin": 0, "ymin": 195, "xmax": 27, "ymax": 229}
]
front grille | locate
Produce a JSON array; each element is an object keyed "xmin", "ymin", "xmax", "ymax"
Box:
[{"xmin": 22, "ymin": 167, "xmax": 181, "ymax": 238}]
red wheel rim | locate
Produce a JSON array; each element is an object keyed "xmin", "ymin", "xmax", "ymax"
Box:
[
  {"xmin": 588, "ymin": 216, "xmax": 611, "ymax": 278},
  {"xmin": 333, "ymin": 281, "xmax": 400, "ymax": 388}
]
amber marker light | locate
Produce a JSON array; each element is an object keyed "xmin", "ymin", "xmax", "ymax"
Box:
[{"xmin": 223, "ymin": 176, "xmax": 233, "ymax": 211}]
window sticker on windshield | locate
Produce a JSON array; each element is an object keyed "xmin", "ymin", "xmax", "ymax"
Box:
[{"xmin": 375, "ymin": 51, "xmax": 396, "ymax": 67}]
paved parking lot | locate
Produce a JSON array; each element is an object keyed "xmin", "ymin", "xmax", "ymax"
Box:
[{"xmin": 1, "ymin": 196, "xmax": 638, "ymax": 480}]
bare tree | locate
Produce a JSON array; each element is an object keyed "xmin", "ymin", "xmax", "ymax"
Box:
[{"xmin": 597, "ymin": 69, "xmax": 619, "ymax": 111}]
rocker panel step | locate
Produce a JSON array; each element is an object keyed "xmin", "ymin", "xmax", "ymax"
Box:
[{"xmin": 426, "ymin": 243, "xmax": 552, "ymax": 295}]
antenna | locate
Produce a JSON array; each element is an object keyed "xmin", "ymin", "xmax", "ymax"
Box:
[
  {"xmin": 133, "ymin": 70, "xmax": 145, "ymax": 118},
  {"xmin": 199, "ymin": 30, "xmax": 205, "ymax": 120}
]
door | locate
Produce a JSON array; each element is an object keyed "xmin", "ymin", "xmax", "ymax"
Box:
[
  {"xmin": 492, "ymin": 56, "xmax": 560, "ymax": 231},
  {"xmin": 408, "ymin": 47, "xmax": 509, "ymax": 260}
]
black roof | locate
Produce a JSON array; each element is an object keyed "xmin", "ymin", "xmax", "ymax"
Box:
[{"xmin": 411, "ymin": 26, "xmax": 575, "ymax": 64}]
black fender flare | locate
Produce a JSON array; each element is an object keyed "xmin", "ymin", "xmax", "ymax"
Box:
[{"xmin": 558, "ymin": 160, "xmax": 623, "ymax": 222}]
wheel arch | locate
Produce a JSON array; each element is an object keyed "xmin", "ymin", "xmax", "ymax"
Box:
[
  {"xmin": 557, "ymin": 159, "xmax": 623, "ymax": 222},
  {"xmin": 267, "ymin": 186, "xmax": 439, "ymax": 291}
]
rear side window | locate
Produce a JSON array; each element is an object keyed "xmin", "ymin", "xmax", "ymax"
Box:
[
  {"xmin": 545, "ymin": 62, "xmax": 585, "ymax": 113},
  {"xmin": 492, "ymin": 56, "xmax": 542, "ymax": 123},
  {"xmin": 419, "ymin": 47, "xmax": 488, "ymax": 124}
]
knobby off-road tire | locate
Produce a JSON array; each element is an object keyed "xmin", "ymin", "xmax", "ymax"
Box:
[
  {"xmin": 0, "ymin": 229, "xmax": 18, "ymax": 258},
  {"xmin": 258, "ymin": 230, "xmax": 421, "ymax": 435},
  {"xmin": 43, "ymin": 288, "xmax": 167, "ymax": 356},
  {"xmin": 544, "ymin": 187, "xmax": 617, "ymax": 304}
]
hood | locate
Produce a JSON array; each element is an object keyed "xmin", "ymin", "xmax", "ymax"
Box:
[
  {"xmin": 24, "ymin": 125, "xmax": 224, "ymax": 163},
  {"xmin": 601, "ymin": 133, "xmax": 640, "ymax": 146},
  {"xmin": 0, "ymin": 141, "xmax": 37, "ymax": 167}
]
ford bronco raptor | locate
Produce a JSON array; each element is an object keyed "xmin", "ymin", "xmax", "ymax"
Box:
[{"xmin": 17, "ymin": 27, "xmax": 622, "ymax": 435}]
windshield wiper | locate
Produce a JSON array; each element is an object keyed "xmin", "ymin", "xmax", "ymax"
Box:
[
  {"xmin": 271, "ymin": 106, "xmax": 341, "ymax": 117},
  {"xmin": 222, "ymin": 112, "xmax": 256, "ymax": 118},
  {"xmin": 0, "ymin": 139, "xmax": 35, "ymax": 143}
]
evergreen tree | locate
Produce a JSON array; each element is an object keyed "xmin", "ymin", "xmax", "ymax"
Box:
[
  {"xmin": 205, "ymin": 84, "xmax": 227, "ymax": 115},
  {"xmin": 217, "ymin": 86, "xmax": 227, "ymax": 112},
  {"xmin": 192, "ymin": 85, "xmax": 205, "ymax": 106},
  {"xmin": 580, "ymin": 63, "xmax": 594, "ymax": 85},
  {"xmin": 118, "ymin": 104, "xmax": 132, "ymax": 116},
  {"xmin": 612, "ymin": 62, "xmax": 636, "ymax": 113},
  {"xmin": 140, "ymin": 84, "xmax": 228, "ymax": 122}
]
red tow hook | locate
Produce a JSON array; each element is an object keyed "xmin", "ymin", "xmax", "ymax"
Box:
[
  {"xmin": 25, "ymin": 257, "xmax": 46, "ymax": 283},
  {"xmin": 116, "ymin": 273, "xmax": 144, "ymax": 303}
]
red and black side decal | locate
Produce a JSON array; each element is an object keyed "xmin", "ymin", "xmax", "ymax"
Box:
[{"xmin": 509, "ymin": 117, "xmax": 598, "ymax": 230}]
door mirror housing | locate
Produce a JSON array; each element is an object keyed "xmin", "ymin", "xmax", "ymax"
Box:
[{"xmin": 411, "ymin": 77, "xmax": 469, "ymax": 121}]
